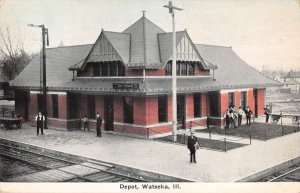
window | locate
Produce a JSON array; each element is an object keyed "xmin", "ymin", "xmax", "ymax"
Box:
[
  {"xmin": 52, "ymin": 95, "xmax": 58, "ymax": 118},
  {"xmin": 94, "ymin": 64, "xmax": 100, "ymax": 76},
  {"xmin": 241, "ymin": 91, "xmax": 247, "ymax": 111},
  {"xmin": 68, "ymin": 93, "xmax": 79, "ymax": 119},
  {"xmin": 158, "ymin": 96, "xmax": 168, "ymax": 122},
  {"xmin": 123, "ymin": 97, "xmax": 133, "ymax": 123},
  {"xmin": 180, "ymin": 63, "xmax": 187, "ymax": 75},
  {"xmin": 118, "ymin": 63, "xmax": 125, "ymax": 76},
  {"xmin": 101, "ymin": 64, "xmax": 109, "ymax": 76},
  {"xmin": 187, "ymin": 64, "xmax": 194, "ymax": 75},
  {"xmin": 110, "ymin": 63, "xmax": 117, "ymax": 76},
  {"xmin": 165, "ymin": 63, "xmax": 172, "ymax": 76},
  {"xmin": 228, "ymin": 92, "xmax": 235, "ymax": 108},
  {"xmin": 87, "ymin": 95, "xmax": 95, "ymax": 119},
  {"xmin": 176, "ymin": 62, "xmax": 180, "ymax": 75},
  {"xmin": 209, "ymin": 92, "xmax": 219, "ymax": 117},
  {"xmin": 194, "ymin": 94, "xmax": 201, "ymax": 118}
]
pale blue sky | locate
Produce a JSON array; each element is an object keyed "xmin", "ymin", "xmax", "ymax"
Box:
[{"xmin": 0, "ymin": 0, "xmax": 299, "ymax": 71}]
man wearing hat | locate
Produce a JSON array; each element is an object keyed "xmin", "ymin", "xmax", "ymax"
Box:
[
  {"xmin": 187, "ymin": 131, "xmax": 199, "ymax": 163},
  {"xmin": 35, "ymin": 112, "xmax": 45, "ymax": 135}
]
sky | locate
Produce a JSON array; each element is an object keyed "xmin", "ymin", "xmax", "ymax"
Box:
[{"xmin": 0, "ymin": 0, "xmax": 299, "ymax": 71}]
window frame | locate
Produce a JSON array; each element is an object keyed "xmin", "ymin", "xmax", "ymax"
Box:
[{"xmin": 158, "ymin": 96, "xmax": 168, "ymax": 122}]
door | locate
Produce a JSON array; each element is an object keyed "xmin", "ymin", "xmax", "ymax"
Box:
[
  {"xmin": 254, "ymin": 89, "xmax": 258, "ymax": 118},
  {"xmin": 104, "ymin": 96, "xmax": 114, "ymax": 131},
  {"xmin": 177, "ymin": 95, "xmax": 186, "ymax": 129}
]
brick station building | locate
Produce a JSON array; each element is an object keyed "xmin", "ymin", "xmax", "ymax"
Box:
[{"xmin": 10, "ymin": 16, "xmax": 280, "ymax": 137}]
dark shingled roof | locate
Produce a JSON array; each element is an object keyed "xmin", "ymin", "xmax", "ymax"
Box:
[
  {"xmin": 195, "ymin": 44, "xmax": 282, "ymax": 88},
  {"xmin": 10, "ymin": 17, "xmax": 281, "ymax": 93},
  {"xmin": 10, "ymin": 44, "xmax": 92, "ymax": 88}
]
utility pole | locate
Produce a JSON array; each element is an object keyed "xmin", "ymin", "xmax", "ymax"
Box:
[
  {"xmin": 164, "ymin": 1, "xmax": 183, "ymax": 142},
  {"xmin": 28, "ymin": 24, "xmax": 49, "ymax": 129}
]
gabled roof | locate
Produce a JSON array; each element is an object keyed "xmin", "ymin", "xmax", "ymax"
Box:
[
  {"xmin": 157, "ymin": 31, "xmax": 185, "ymax": 65},
  {"xmin": 195, "ymin": 44, "xmax": 282, "ymax": 88},
  {"xmin": 158, "ymin": 31, "xmax": 210, "ymax": 70},
  {"xmin": 123, "ymin": 16, "xmax": 165, "ymax": 68},
  {"xmin": 104, "ymin": 31, "xmax": 131, "ymax": 64},
  {"xmin": 10, "ymin": 44, "xmax": 92, "ymax": 88}
]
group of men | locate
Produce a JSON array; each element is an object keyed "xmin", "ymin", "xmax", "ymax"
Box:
[
  {"xmin": 83, "ymin": 113, "xmax": 103, "ymax": 137},
  {"xmin": 35, "ymin": 112, "xmax": 103, "ymax": 137},
  {"xmin": 224, "ymin": 105, "xmax": 253, "ymax": 129}
]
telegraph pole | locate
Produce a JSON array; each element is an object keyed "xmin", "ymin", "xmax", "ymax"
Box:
[
  {"xmin": 28, "ymin": 24, "xmax": 49, "ymax": 129},
  {"xmin": 164, "ymin": 1, "xmax": 183, "ymax": 142}
]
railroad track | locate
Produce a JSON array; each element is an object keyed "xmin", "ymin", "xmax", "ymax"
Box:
[
  {"xmin": 256, "ymin": 162, "xmax": 300, "ymax": 182},
  {"xmin": 0, "ymin": 141, "xmax": 149, "ymax": 182}
]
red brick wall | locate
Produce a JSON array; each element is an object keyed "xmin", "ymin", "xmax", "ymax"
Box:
[
  {"xmin": 114, "ymin": 124, "xmax": 172, "ymax": 137},
  {"xmin": 29, "ymin": 93, "xmax": 37, "ymax": 116},
  {"xmin": 114, "ymin": 96, "xmax": 123, "ymax": 122},
  {"xmin": 145, "ymin": 97, "xmax": 158, "ymax": 125},
  {"xmin": 145, "ymin": 69, "xmax": 165, "ymax": 76},
  {"xmin": 58, "ymin": 95, "xmax": 67, "ymax": 119},
  {"xmin": 134, "ymin": 97, "xmax": 146, "ymax": 125},
  {"xmin": 257, "ymin": 88, "xmax": 265, "ymax": 116},
  {"xmin": 235, "ymin": 92, "xmax": 241, "ymax": 108},
  {"xmin": 220, "ymin": 92, "xmax": 228, "ymax": 116},
  {"xmin": 125, "ymin": 69, "xmax": 143, "ymax": 76},
  {"xmin": 194, "ymin": 67, "xmax": 210, "ymax": 76},
  {"xmin": 167, "ymin": 96, "xmax": 173, "ymax": 122},
  {"xmin": 47, "ymin": 95, "xmax": 53, "ymax": 118},
  {"xmin": 185, "ymin": 94, "xmax": 194, "ymax": 119}
]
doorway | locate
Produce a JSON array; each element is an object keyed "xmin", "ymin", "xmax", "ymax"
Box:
[
  {"xmin": 104, "ymin": 96, "xmax": 114, "ymax": 131},
  {"xmin": 177, "ymin": 95, "xmax": 186, "ymax": 129}
]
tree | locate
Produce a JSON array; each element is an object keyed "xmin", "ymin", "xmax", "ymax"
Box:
[{"xmin": 0, "ymin": 27, "xmax": 32, "ymax": 80}]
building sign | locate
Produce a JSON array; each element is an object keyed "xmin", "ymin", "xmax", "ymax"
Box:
[{"xmin": 113, "ymin": 83, "xmax": 139, "ymax": 90}]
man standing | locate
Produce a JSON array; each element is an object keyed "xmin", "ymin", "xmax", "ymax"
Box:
[
  {"xmin": 264, "ymin": 105, "xmax": 271, "ymax": 123},
  {"xmin": 83, "ymin": 115, "xmax": 89, "ymax": 131},
  {"xmin": 96, "ymin": 112, "xmax": 103, "ymax": 137},
  {"xmin": 187, "ymin": 131, "xmax": 199, "ymax": 163},
  {"xmin": 245, "ymin": 106, "xmax": 253, "ymax": 126},
  {"xmin": 237, "ymin": 107, "xmax": 244, "ymax": 126},
  {"xmin": 35, "ymin": 112, "xmax": 45, "ymax": 135}
]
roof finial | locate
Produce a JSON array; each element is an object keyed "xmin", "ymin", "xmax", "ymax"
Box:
[{"xmin": 142, "ymin": 10, "xmax": 146, "ymax": 17}]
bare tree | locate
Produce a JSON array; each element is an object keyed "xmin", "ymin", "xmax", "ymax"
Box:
[{"xmin": 0, "ymin": 27, "xmax": 32, "ymax": 80}]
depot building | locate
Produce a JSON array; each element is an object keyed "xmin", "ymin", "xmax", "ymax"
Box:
[{"xmin": 10, "ymin": 16, "xmax": 280, "ymax": 137}]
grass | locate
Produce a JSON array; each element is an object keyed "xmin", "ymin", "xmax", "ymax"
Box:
[
  {"xmin": 197, "ymin": 122, "xmax": 300, "ymax": 140},
  {"xmin": 154, "ymin": 135, "xmax": 247, "ymax": 152}
]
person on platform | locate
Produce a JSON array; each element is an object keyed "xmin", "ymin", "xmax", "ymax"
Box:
[
  {"xmin": 35, "ymin": 112, "xmax": 45, "ymax": 135},
  {"xmin": 96, "ymin": 112, "xmax": 103, "ymax": 137},
  {"xmin": 238, "ymin": 106, "xmax": 245, "ymax": 126},
  {"xmin": 245, "ymin": 106, "xmax": 253, "ymax": 125},
  {"xmin": 187, "ymin": 131, "xmax": 199, "ymax": 163},
  {"xmin": 264, "ymin": 105, "xmax": 271, "ymax": 123},
  {"xmin": 224, "ymin": 109, "xmax": 230, "ymax": 129},
  {"xmin": 83, "ymin": 115, "xmax": 89, "ymax": 131}
]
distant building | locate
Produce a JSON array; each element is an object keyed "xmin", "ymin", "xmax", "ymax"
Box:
[
  {"xmin": 0, "ymin": 63, "xmax": 12, "ymax": 100},
  {"xmin": 10, "ymin": 16, "xmax": 281, "ymax": 137},
  {"xmin": 280, "ymin": 70, "xmax": 300, "ymax": 93}
]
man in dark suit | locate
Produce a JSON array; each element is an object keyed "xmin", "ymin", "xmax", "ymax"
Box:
[
  {"xmin": 96, "ymin": 112, "xmax": 103, "ymax": 137},
  {"xmin": 187, "ymin": 131, "xmax": 199, "ymax": 163},
  {"xmin": 245, "ymin": 106, "xmax": 253, "ymax": 125}
]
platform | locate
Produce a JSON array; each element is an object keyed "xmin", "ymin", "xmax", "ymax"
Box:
[{"xmin": 0, "ymin": 120, "xmax": 299, "ymax": 182}]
